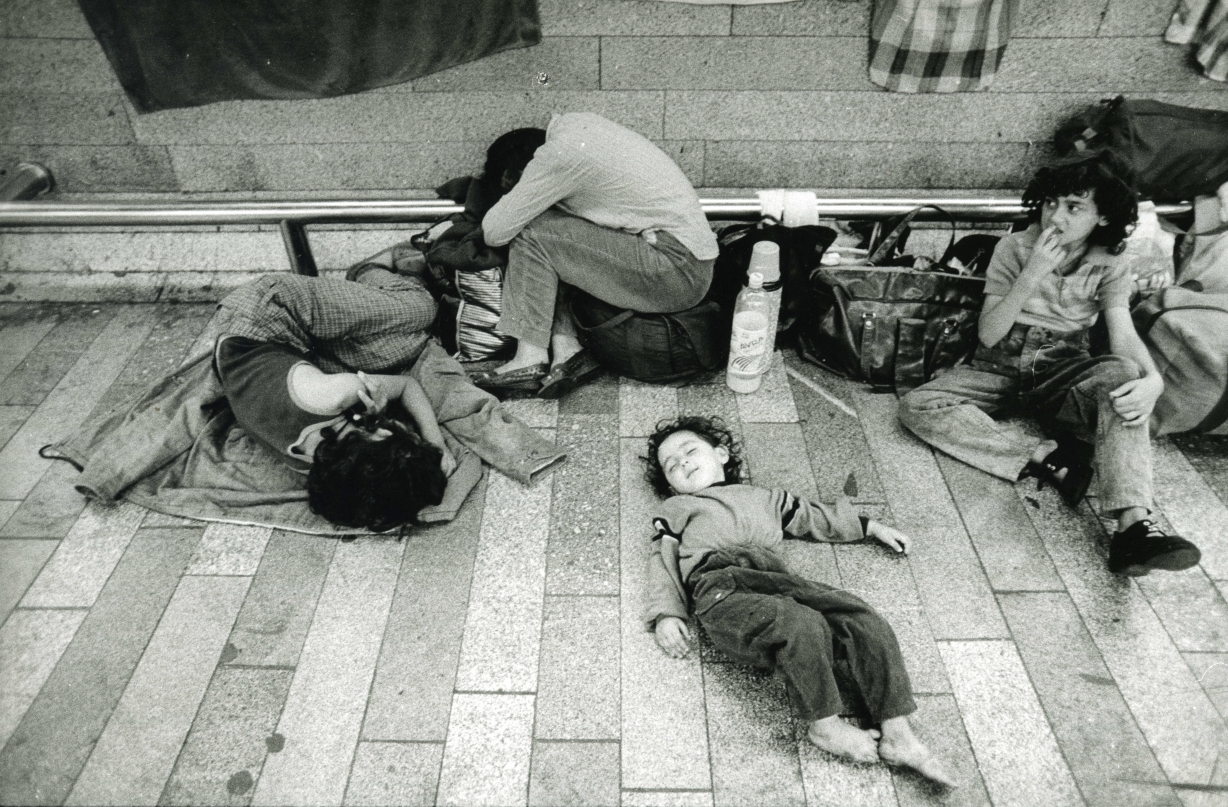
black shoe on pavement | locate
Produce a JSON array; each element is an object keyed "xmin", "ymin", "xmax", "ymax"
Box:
[
  {"xmin": 1022, "ymin": 435, "xmax": 1095, "ymax": 507},
  {"xmin": 1108, "ymin": 519, "xmax": 1201, "ymax": 576}
]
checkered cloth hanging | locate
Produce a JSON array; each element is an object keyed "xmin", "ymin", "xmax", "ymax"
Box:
[{"xmin": 869, "ymin": 0, "xmax": 1015, "ymax": 93}]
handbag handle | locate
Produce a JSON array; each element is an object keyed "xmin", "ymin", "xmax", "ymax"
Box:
[{"xmin": 866, "ymin": 204, "xmax": 957, "ymax": 266}]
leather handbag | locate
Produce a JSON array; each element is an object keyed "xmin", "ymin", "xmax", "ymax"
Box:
[{"xmin": 795, "ymin": 206, "xmax": 986, "ymax": 393}]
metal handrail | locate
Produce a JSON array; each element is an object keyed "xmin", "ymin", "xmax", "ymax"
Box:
[{"xmin": 0, "ymin": 193, "xmax": 1194, "ymax": 275}]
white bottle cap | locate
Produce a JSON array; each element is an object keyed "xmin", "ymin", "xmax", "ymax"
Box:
[
  {"xmin": 747, "ymin": 271, "xmax": 764, "ymax": 289},
  {"xmin": 749, "ymin": 241, "xmax": 780, "ymax": 283}
]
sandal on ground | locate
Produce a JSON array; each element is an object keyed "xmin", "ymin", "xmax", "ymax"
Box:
[
  {"xmin": 468, "ymin": 362, "xmax": 548, "ymax": 394},
  {"xmin": 537, "ymin": 350, "xmax": 603, "ymax": 400},
  {"xmin": 1021, "ymin": 435, "xmax": 1094, "ymax": 507}
]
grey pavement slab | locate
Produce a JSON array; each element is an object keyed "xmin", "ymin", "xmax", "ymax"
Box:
[
  {"xmin": 784, "ymin": 360, "xmax": 883, "ymax": 504},
  {"xmin": 160, "ymin": 667, "xmax": 294, "ymax": 807},
  {"xmin": 223, "ymin": 530, "xmax": 334, "ymax": 669},
  {"xmin": 675, "ymin": 375, "xmax": 744, "ymax": 445},
  {"xmin": 187, "ymin": 523, "xmax": 273, "ymax": 577},
  {"xmin": 0, "ymin": 538, "xmax": 55, "ymax": 623},
  {"xmin": 1013, "ymin": 0, "xmax": 1111, "ymax": 37},
  {"xmin": 528, "ymin": 741, "xmax": 620, "ymax": 807},
  {"xmin": 343, "ymin": 741, "xmax": 443, "ymax": 807},
  {"xmin": 1022, "ymin": 492, "xmax": 1228, "ymax": 799},
  {"xmin": 362, "ymin": 483, "xmax": 484, "ymax": 741},
  {"xmin": 1152, "ymin": 438, "xmax": 1228, "ymax": 581},
  {"xmin": 621, "ymin": 792, "xmax": 714, "ymax": 807},
  {"xmin": 0, "ymin": 607, "xmax": 86, "ymax": 750},
  {"xmin": 503, "ymin": 398, "xmax": 560, "ymax": 428},
  {"xmin": 701, "ymin": 663, "xmax": 806, "ymax": 807},
  {"xmin": 620, "ymin": 439, "xmax": 711, "ymax": 791},
  {"xmin": 536, "ymin": 595, "xmax": 620, "ymax": 740},
  {"xmin": 855, "ymin": 392, "xmax": 1007, "ymax": 640},
  {"xmin": 1, "ymin": 305, "xmax": 113, "ymax": 406},
  {"xmin": 0, "ymin": 456, "xmax": 88, "ymax": 538},
  {"xmin": 413, "ymin": 37, "xmax": 599, "ymax": 92},
  {"xmin": 559, "ymin": 372, "xmax": 618, "ymax": 416},
  {"xmin": 1137, "ymin": 569, "xmax": 1228, "ymax": 653},
  {"xmin": 935, "ymin": 452, "xmax": 1063, "ymax": 592},
  {"xmin": 1097, "ymin": 0, "xmax": 1178, "ymax": 37},
  {"xmin": 0, "ymin": 499, "xmax": 19, "ymax": 532},
  {"xmin": 0, "ymin": 91, "xmax": 136, "ymax": 145},
  {"xmin": 831, "ymin": 132, "xmax": 1043, "ymax": 187},
  {"xmin": 1172, "ymin": 434, "xmax": 1228, "ymax": 511},
  {"xmin": 0, "ymin": 528, "xmax": 199, "ymax": 806},
  {"xmin": 66, "ymin": 575, "xmax": 251, "ymax": 806},
  {"xmin": 8, "ymin": 144, "xmax": 178, "ymax": 192},
  {"xmin": 437, "ymin": 693, "xmax": 535, "ymax": 807},
  {"xmin": 252, "ymin": 537, "xmax": 404, "ymax": 807},
  {"xmin": 454, "ymin": 471, "xmax": 551, "ymax": 693},
  {"xmin": 735, "ymin": 355, "xmax": 798, "ymax": 424},
  {"xmin": 539, "ymin": 0, "xmax": 731, "ymax": 36},
  {"xmin": 938, "ymin": 639, "xmax": 1082, "ymax": 807},
  {"xmin": 548, "ymin": 415, "xmax": 619, "ymax": 596},
  {"xmin": 999, "ymin": 592, "xmax": 1180, "ymax": 807},
  {"xmin": 740, "ymin": 421, "xmax": 817, "ymax": 495},
  {"xmin": 892, "ymin": 693, "xmax": 991, "ymax": 807},
  {"xmin": 1, "ymin": 230, "xmax": 285, "ymax": 277},
  {"xmin": 0, "ymin": 315, "xmax": 59, "ymax": 388},
  {"xmin": 602, "ymin": 36, "xmax": 874, "ymax": 91},
  {"xmin": 0, "ymin": 306, "xmax": 154, "ymax": 500},
  {"xmin": 796, "ymin": 720, "xmax": 898, "ymax": 807},
  {"xmin": 19, "ymin": 501, "xmax": 145, "ymax": 607},
  {"xmin": 0, "ymin": 38, "xmax": 118, "ymax": 93},
  {"xmin": 620, "ymin": 379, "xmax": 679, "ymax": 438},
  {"xmin": 0, "ymin": 0, "xmax": 92, "ymax": 37},
  {"xmin": 730, "ymin": 0, "xmax": 868, "ymax": 35},
  {"xmin": 130, "ymin": 91, "xmax": 666, "ymax": 145},
  {"xmin": 874, "ymin": 605, "xmax": 950, "ymax": 696},
  {"xmin": 1182, "ymin": 651, "xmax": 1228, "ymax": 721},
  {"xmin": 995, "ymin": 38, "xmax": 1215, "ymax": 92}
]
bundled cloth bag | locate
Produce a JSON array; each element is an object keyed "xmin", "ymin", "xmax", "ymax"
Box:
[
  {"xmin": 1054, "ymin": 96, "xmax": 1228, "ymax": 202},
  {"xmin": 869, "ymin": 0, "xmax": 1015, "ymax": 92}
]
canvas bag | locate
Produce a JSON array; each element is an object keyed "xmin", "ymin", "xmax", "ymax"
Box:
[
  {"xmin": 1132, "ymin": 286, "xmax": 1228, "ymax": 435},
  {"xmin": 795, "ymin": 206, "xmax": 987, "ymax": 392},
  {"xmin": 1054, "ymin": 96, "xmax": 1228, "ymax": 202}
]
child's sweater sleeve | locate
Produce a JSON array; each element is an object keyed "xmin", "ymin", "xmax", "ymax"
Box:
[
  {"xmin": 774, "ymin": 489, "xmax": 866, "ymax": 544},
  {"xmin": 643, "ymin": 499, "xmax": 691, "ymax": 631}
]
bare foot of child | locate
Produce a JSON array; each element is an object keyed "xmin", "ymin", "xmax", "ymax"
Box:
[
  {"xmin": 807, "ymin": 715, "xmax": 881, "ymax": 764},
  {"xmin": 878, "ymin": 716, "xmax": 957, "ymax": 787}
]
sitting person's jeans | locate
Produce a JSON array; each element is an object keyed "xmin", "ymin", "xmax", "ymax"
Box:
[
  {"xmin": 898, "ymin": 323, "xmax": 1152, "ymax": 514},
  {"xmin": 497, "ymin": 209, "xmax": 715, "ymax": 349}
]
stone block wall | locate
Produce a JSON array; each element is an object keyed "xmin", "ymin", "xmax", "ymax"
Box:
[{"xmin": 0, "ymin": 0, "xmax": 1224, "ymax": 299}]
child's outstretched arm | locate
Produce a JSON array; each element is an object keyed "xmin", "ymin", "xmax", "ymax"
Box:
[
  {"xmin": 1103, "ymin": 308, "xmax": 1164, "ymax": 428},
  {"xmin": 654, "ymin": 616, "xmax": 691, "ymax": 659}
]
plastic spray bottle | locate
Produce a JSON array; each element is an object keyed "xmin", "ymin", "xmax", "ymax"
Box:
[{"xmin": 726, "ymin": 272, "xmax": 773, "ymax": 394}]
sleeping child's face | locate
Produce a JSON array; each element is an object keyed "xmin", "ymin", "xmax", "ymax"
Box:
[{"xmin": 657, "ymin": 430, "xmax": 729, "ymax": 495}]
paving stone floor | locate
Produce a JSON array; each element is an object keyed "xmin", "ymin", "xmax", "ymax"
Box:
[{"xmin": 0, "ymin": 300, "xmax": 1225, "ymax": 807}]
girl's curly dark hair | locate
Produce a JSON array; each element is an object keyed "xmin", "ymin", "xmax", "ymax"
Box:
[
  {"xmin": 307, "ymin": 417, "xmax": 447, "ymax": 532},
  {"xmin": 1022, "ymin": 150, "xmax": 1138, "ymax": 255},
  {"xmin": 643, "ymin": 415, "xmax": 743, "ymax": 498}
]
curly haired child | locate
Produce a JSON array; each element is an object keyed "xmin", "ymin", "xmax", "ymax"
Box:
[
  {"xmin": 898, "ymin": 151, "xmax": 1200, "ymax": 576},
  {"xmin": 643, "ymin": 416, "xmax": 955, "ymax": 786}
]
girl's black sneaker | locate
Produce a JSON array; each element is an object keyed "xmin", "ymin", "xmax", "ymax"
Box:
[{"xmin": 1108, "ymin": 519, "xmax": 1201, "ymax": 576}]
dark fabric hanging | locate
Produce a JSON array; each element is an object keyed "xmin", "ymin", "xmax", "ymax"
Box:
[{"xmin": 77, "ymin": 0, "xmax": 541, "ymax": 113}]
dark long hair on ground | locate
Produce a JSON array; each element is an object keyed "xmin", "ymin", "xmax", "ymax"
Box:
[
  {"xmin": 1022, "ymin": 150, "xmax": 1138, "ymax": 254},
  {"xmin": 307, "ymin": 417, "xmax": 447, "ymax": 532},
  {"xmin": 643, "ymin": 415, "xmax": 744, "ymax": 498}
]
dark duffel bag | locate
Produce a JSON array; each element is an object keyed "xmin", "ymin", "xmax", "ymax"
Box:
[
  {"xmin": 796, "ymin": 267, "xmax": 986, "ymax": 394},
  {"xmin": 569, "ymin": 292, "xmax": 727, "ymax": 386},
  {"xmin": 1055, "ymin": 96, "xmax": 1228, "ymax": 202}
]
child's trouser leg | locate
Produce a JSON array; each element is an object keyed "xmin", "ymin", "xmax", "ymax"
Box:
[
  {"xmin": 898, "ymin": 364, "xmax": 1041, "ymax": 481},
  {"xmin": 1025, "ymin": 354, "xmax": 1153, "ymax": 514},
  {"xmin": 693, "ymin": 562, "xmax": 917, "ymax": 723}
]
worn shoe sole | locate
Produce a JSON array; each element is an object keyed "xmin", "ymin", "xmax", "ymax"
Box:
[{"xmin": 1112, "ymin": 545, "xmax": 1202, "ymax": 577}]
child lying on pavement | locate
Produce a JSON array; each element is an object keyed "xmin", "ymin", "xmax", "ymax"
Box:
[{"xmin": 642, "ymin": 416, "xmax": 955, "ymax": 787}]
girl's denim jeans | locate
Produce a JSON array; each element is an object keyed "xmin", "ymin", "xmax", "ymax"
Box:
[{"xmin": 898, "ymin": 323, "xmax": 1153, "ymax": 515}]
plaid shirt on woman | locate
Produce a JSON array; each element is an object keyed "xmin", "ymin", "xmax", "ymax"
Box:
[{"xmin": 869, "ymin": 0, "xmax": 1015, "ymax": 93}]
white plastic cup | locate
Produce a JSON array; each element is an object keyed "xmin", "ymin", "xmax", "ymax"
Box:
[{"xmin": 748, "ymin": 241, "xmax": 781, "ymax": 285}]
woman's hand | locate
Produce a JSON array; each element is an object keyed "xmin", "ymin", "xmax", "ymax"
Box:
[
  {"xmin": 867, "ymin": 520, "xmax": 911, "ymax": 554},
  {"xmin": 654, "ymin": 616, "xmax": 691, "ymax": 659}
]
